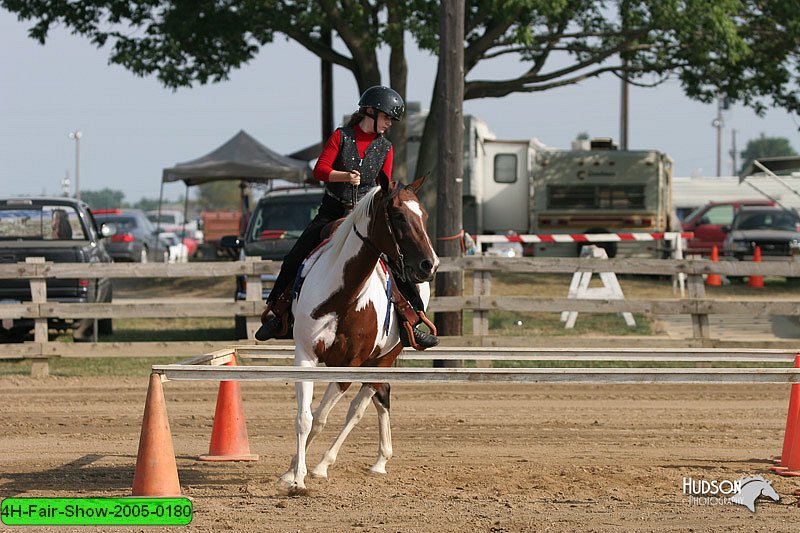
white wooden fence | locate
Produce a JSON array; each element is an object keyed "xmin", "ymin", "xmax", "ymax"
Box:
[{"xmin": 2, "ymin": 256, "xmax": 800, "ymax": 376}]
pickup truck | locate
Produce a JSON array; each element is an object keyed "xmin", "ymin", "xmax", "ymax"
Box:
[{"xmin": 0, "ymin": 197, "xmax": 115, "ymax": 341}]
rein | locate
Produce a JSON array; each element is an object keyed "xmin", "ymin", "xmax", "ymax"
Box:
[{"xmin": 352, "ymin": 187, "xmax": 406, "ymax": 281}]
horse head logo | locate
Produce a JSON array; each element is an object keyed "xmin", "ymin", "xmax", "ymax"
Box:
[{"xmin": 729, "ymin": 475, "xmax": 780, "ymax": 513}]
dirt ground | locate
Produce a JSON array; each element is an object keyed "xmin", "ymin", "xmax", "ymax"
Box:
[{"xmin": 3, "ymin": 376, "xmax": 800, "ymax": 532}]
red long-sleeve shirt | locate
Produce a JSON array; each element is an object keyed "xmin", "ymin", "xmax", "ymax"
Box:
[{"xmin": 313, "ymin": 124, "xmax": 394, "ymax": 183}]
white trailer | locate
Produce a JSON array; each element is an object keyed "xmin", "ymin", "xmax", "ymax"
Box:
[{"xmin": 405, "ymin": 107, "xmax": 675, "ymax": 257}]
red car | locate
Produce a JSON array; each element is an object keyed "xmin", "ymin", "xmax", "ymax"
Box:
[{"xmin": 681, "ymin": 199, "xmax": 776, "ymax": 256}]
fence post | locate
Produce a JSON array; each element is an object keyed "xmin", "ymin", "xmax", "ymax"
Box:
[
  {"xmin": 26, "ymin": 257, "xmax": 50, "ymax": 377},
  {"xmin": 686, "ymin": 271, "xmax": 710, "ymax": 339},
  {"xmin": 472, "ymin": 269, "xmax": 491, "ymax": 337},
  {"xmin": 472, "ymin": 267, "xmax": 492, "ymax": 368},
  {"xmin": 244, "ymin": 257, "xmax": 263, "ymax": 340}
]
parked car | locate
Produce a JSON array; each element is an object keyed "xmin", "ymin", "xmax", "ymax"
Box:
[
  {"xmin": 723, "ymin": 206, "xmax": 800, "ymax": 260},
  {"xmin": 0, "ymin": 197, "xmax": 115, "ymax": 341},
  {"xmin": 93, "ymin": 209, "xmax": 168, "ymax": 262},
  {"xmin": 158, "ymin": 232, "xmax": 189, "ymax": 263},
  {"xmin": 220, "ymin": 187, "xmax": 324, "ymax": 338},
  {"xmin": 146, "ymin": 209, "xmax": 203, "ymax": 241},
  {"xmin": 681, "ymin": 199, "xmax": 776, "ymax": 256}
]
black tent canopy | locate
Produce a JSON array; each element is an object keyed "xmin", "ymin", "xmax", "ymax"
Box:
[
  {"xmin": 156, "ymin": 130, "xmax": 313, "ymax": 241},
  {"xmin": 162, "ymin": 130, "xmax": 312, "ymax": 185}
]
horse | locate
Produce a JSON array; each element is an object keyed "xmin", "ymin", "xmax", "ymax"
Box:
[
  {"xmin": 280, "ymin": 174, "xmax": 438, "ymax": 493},
  {"xmin": 729, "ymin": 475, "xmax": 780, "ymax": 512}
]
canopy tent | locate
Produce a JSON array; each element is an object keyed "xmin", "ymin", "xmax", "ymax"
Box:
[
  {"xmin": 737, "ymin": 156, "xmax": 800, "ymax": 212},
  {"xmin": 156, "ymin": 130, "xmax": 314, "ymax": 244},
  {"xmin": 162, "ymin": 130, "xmax": 313, "ymax": 185}
]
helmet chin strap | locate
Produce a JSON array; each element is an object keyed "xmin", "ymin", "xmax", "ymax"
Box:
[{"xmin": 364, "ymin": 108, "xmax": 380, "ymax": 133}]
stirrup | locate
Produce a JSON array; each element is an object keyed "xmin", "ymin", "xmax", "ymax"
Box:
[
  {"xmin": 255, "ymin": 300, "xmax": 290, "ymax": 341},
  {"xmin": 400, "ymin": 321, "xmax": 439, "ymax": 351},
  {"xmin": 254, "ymin": 314, "xmax": 288, "ymax": 341}
]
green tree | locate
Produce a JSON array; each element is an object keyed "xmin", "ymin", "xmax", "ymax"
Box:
[
  {"xmin": 80, "ymin": 188, "xmax": 125, "ymax": 210},
  {"xmin": 4, "ymin": 1, "xmax": 799, "ymax": 202},
  {"xmin": 739, "ymin": 134, "xmax": 798, "ymax": 173},
  {"xmin": 196, "ymin": 181, "xmax": 241, "ymax": 211}
]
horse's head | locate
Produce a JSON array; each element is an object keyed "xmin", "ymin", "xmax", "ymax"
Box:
[{"xmin": 373, "ymin": 173, "xmax": 439, "ymax": 283}]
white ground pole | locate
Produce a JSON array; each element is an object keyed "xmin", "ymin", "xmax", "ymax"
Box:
[{"xmin": 157, "ymin": 345, "xmax": 800, "ymax": 384}]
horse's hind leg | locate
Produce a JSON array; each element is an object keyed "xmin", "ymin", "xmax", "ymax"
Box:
[
  {"xmin": 309, "ymin": 382, "xmax": 350, "ymax": 446},
  {"xmin": 311, "ymin": 383, "xmax": 376, "ymax": 478},
  {"xmin": 369, "ymin": 383, "xmax": 392, "ymax": 475}
]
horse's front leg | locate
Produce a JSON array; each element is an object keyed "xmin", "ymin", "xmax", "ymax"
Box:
[
  {"xmin": 312, "ymin": 383, "xmax": 376, "ymax": 478},
  {"xmin": 282, "ymin": 358, "xmax": 315, "ymax": 493},
  {"xmin": 369, "ymin": 383, "xmax": 392, "ymax": 475},
  {"xmin": 281, "ymin": 381, "xmax": 349, "ymax": 483}
]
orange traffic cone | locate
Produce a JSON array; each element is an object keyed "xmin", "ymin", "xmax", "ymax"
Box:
[
  {"xmin": 198, "ymin": 356, "xmax": 258, "ymax": 461},
  {"xmin": 706, "ymin": 246, "xmax": 722, "ymax": 286},
  {"xmin": 132, "ymin": 373, "xmax": 181, "ymax": 496},
  {"xmin": 773, "ymin": 355, "xmax": 800, "ymax": 473},
  {"xmin": 748, "ymin": 246, "xmax": 764, "ymax": 288}
]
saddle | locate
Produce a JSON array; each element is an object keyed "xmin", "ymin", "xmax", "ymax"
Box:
[{"xmin": 259, "ymin": 217, "xmax": 348, "ymax": 336}]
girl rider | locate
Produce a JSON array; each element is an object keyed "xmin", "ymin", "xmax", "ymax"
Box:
[{"xmin": 255, "ymin": 86, "xmax": 439, "ymax": 350}]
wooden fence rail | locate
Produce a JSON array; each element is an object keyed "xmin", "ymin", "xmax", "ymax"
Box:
[{"xmin": 2, "ymin": 256, "xmax": 800, "ymax": 376}]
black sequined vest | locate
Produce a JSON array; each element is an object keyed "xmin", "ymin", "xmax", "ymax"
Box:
[{"xmin": 325, "ymin": 126, "xmax": 391, "ymax": 208}]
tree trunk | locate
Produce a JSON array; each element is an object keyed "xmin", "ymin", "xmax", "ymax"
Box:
[
  {"xmin": 414, "ymin": 69, "xmax": 443, "ymax": 232},
  {"xmin": 434, "ymin": 0, "xmax": 464, "ymax": 367},
  {"xmin": 387, "ymin": 8, "xmax": 408, "ymax": 182}
]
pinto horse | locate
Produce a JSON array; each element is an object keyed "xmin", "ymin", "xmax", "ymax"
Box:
[{"xmin": 280, "ymin": 174, "xmax": 438, "ymax": 493}]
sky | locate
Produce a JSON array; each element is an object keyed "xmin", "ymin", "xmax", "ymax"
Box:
[{"xmin": 2, "ymin": 10, "xmax": 799, "ymax": 204}]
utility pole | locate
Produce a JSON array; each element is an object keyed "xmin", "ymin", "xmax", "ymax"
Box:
[
  {"xmin": 730, "ymin": 129, "xmax": 738, "ymax": 175},
  {"xmin": 68, "ymin": 130, "xmax": 82, "ymax": 200},
  {"xmin": 619, "ymin": 0, "xmax": 630, "ymax": 150},
  {"xmin": 320, "ymin": 30, "xmax": 334, "ymax": 142},
  {"xmin": 61, "ymin": 171, "xmax": 71, "ymax": 198},
  {"xmin": 434, "ymin": 0, "xmax": 464, "ymax": 366},
  {"xmin": 713, "ymin": 95, "xmax": 724, "ymax": 177},
  {"xmin": 620, "ymin": 60, "xmax": 629, "ymax": 150}
]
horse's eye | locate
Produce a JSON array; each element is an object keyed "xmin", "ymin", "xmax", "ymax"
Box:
[{"xmin": 392, "ymin": 213, "xmax": 406, "ymax": 226}]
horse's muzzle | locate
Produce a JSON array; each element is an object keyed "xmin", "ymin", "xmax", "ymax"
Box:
[{"xmin": 407, "ymin": 257, "xmax": 438, "ymax": 283}]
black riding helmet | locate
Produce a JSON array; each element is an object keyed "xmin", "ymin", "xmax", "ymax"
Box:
[{"xmin": 358, "ymin": 86, "xmax": 405, "ymax": 132}]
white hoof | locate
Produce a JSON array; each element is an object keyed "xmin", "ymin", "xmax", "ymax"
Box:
[
  {"xmin": 286, "ymin": 482, "xmax": 309, "ymax": 497},
  {"xmin": 279, "ymin": 470, "xmax": 296, "ymax": 484},
  {"xmin": 311, "ymin": 464, "xmax": 329, "ymax": 479},
  {"xmin": 369, "ymin": 465, "xmax": 387, "ymax": 475}
]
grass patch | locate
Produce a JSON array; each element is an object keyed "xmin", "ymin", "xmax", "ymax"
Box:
[
  {"xmin": 459, "ymin": 309, "xmax": 652, "ymax": 336},
  {"xmin": 0, "ymin": 356, "xmax": 187, "ymax": 377},
  {"xmin": 48, "ymin": 317, "xmax": 237, "ymax": 343}
]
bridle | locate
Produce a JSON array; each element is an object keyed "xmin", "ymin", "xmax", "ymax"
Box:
[{"xmin": 353, "ymin": 184, "xmax": 407, "ymax": 281}]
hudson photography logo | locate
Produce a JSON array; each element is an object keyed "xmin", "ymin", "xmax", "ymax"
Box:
[{"xmin": 682, "ymin": 475, "xmax": 780, "ymax": 512}]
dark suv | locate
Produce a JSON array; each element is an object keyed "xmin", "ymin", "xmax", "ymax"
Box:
[
  {"xmin": 723, "ymin": 206, "xmax": 800, "ymax": 260},
  {"xmin": 93, "ymin": 209, "xmax": 168, "ymax": 262},
  {"xmin": 220, "ymin": 187, "xmax": 324, "ymax": 338},
  {"xmin": 681, "ymin": 199, "xmax": 776, "ymax": 256}
]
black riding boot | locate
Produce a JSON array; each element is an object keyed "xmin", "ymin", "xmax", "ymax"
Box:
[
  {"xmin": 254, "ymin": 314, "xmax": 285, "ymax": 341},
  {"xmin": 399, "ymin": 323, "xmax": 440, "ymax": 349}
]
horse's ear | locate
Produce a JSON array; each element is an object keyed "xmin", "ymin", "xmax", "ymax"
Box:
[
  {"xmin": 378, "ymin": 171, "xmax": 390, "ymax": 194},
  {"xmin": 408, "ymin": 174, "xmax": 427, "ymax": 193}
]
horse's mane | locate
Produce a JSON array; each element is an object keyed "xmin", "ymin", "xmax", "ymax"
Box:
[{"xmin": 320, "ymin": 185, "xmax": 381, "ymax": 258}]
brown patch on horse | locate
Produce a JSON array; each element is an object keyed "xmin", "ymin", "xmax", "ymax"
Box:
[
  {"xmin": 310, "ymin": 194, "xmax": 397, "ymax": 369},
  {"xmin": 311, "ymin": 242, "xmax": 382, "ymax": 368}
]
